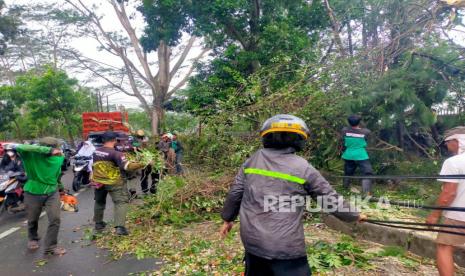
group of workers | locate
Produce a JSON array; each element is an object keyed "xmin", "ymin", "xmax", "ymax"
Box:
[
  {"xmin": 2, "ymin": 129, "xmax": 183, "ymax": 256},
  {"xmin": 3, "ymin": 113, "xmax": 464, "ymax": 276}
]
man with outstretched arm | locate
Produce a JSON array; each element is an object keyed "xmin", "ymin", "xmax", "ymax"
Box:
[
  {"xmin": 15, "ymin": 137, "xmax": 66, "ymax": 255},
  {"xmin": 92, "ymin": 131, "xmax": 145, "ymax": 235},
  {"xmin": 220, "ymin": 114, "xmax": 366, "ymax": 276},
  {"xmin": 426, "ymin": 126, "xmax": 465, "ymax": 276}
]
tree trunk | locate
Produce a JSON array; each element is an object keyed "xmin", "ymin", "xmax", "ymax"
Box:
[
  {"xmin": 347, "ymin": 21, "xmax": 353, "ymax": 57},
  {"xmin": 151, "ymin": 109, "xmax": 158, "ymax": 136},
  {"xmin": 323, "ymin": 0, "xmax": 346, "ymax": 57},
  {"xmin": 362, "ymin": 19, "xmax": 368, "ymax": 50},
  {"xmin": 157, "ymin": 40, "xmax": 170, "ymax": 96},
  {"xmin": 150, "ymin": 106, "xmax": 164, "ymax": 136}
]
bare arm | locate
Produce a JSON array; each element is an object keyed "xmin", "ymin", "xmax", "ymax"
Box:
[{"xmin": 427, "ymin": 182, "xmax": 458, "ymax": 222}]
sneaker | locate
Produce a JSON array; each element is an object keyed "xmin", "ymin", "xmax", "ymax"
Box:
[
  {"xmin": 95, "ymin": 221, "xmax": 107, "ymax": 231},
  {"xmin": 115, "ymin": 226, "xmax": 129, "ymax": 236}
]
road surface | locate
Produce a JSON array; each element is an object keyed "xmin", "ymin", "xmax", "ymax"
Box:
[{"xmin": 0, "ymin": 169, "xmax": 159, "ymax": 276}]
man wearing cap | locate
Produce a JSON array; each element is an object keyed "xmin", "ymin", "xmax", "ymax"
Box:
[
  {"xmin": 14, "ymin": 137, "xmax": 66, "ymax": 255},
  {"xmin": 426, "ymin": 126, "xmax": 465, "ymax": 276},
  {"xmin": 157, "ymin": 133, "xmax": 171, "ymax": 158},
  {"xmin": 92, "ymin": 131, "xmax": 145, "ymax": 235}
]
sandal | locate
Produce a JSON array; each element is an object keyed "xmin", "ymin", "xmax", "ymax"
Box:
[
  {"xmin": 28, "ymin": 240, "xmax": 40, "ymax": 250},
  {"xmin": 44, "ymin": 247, "xmax": 67, "ymax": 256}
]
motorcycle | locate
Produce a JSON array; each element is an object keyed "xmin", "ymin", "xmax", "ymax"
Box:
[
  {"xmin": 0, "ymin": 171, "xmax": 24, "ymax": 215},
  {"xmin": 72, "ymin": 156, "xmax": 92, "ymax": 192}
]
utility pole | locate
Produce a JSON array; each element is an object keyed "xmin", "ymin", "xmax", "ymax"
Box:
[
  {"xmin": 96, "ymin": 91, "xmax": 101, "ymax": 112},
  {"xmin": 99, "ymin": 92, "xmax": 103, "ymax": 112},
  {"xmin": 89, "ymin": 92, "xmax": 93, "ymax": 111}
]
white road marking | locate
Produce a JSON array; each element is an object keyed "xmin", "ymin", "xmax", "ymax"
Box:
[{"xmin": 0, "ymin": 227, "xmax": 20, "ymax": 239}]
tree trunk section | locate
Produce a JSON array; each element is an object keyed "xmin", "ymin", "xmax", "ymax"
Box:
[
  {"xmin": 347, "ymin": 21, "xmax": 353, "ymax": 57},
  {"xmin": 150, "ymin": 106, "xmax": 164, "ymax": 136},
  {"xmin": 157, "ymin": 41, "xmax": 170, "ymax": 96},
  {"xmin": 362, "ymin": 19, "xmax": 368, "ymax": 50},
  {"xmin": 323, "ymin": 0, "xmax": 346, "ymax": 57},
  {"xmin": 151, "ymin": 109, "xmax": 159, "ymax": 136}
]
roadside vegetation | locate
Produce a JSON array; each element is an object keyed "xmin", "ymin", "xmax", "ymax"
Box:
[{"xmin": 95, "ymin": 171, "xmax": 465, "ymax": 275}]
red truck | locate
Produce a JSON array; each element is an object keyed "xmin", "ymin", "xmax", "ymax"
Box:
[
  {"xmin": 82, "ymin": 112, "xmax": 131, "ymax": 147},
  {"xmin": 82, "ymin": 112, "xmax": 130, "ymax": 138}
]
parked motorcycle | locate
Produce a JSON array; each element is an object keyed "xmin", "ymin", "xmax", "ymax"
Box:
[
  {"xmin": 0, "ymin": 171, "xmax": 24, "ymax": 215},
  {"xmin": 72, "ymin": 156, "xmax": 92, "ymax": 192}
]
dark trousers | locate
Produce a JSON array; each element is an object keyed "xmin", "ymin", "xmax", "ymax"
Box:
[
  {"xmin": 94, "ymin": 183, "xmax": 129, "ymax": 227},
  {"xmin": 140, "ymin": 166, "xmax": 159, "ymax": 194},
  {"xmin": 245, "ymin": 252, "xmax": 311, "ymax": 276},
  {"xmin": 343, "ymin": 159, "xmax": 373, "ymax": 193},
  {"xmin": 24, "ymin": 192, "xmax": 61, "ymax": 251},
  {"xmin": 175, "ymin": 152, "xmax": 183, "ymax": 174}
]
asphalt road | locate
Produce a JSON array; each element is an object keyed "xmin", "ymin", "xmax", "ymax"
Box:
[{"xmin": 0, "ymin": 168, "xmax": 159, "ymax": 276}]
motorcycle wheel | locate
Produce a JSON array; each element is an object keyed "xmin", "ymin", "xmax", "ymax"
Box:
[
  {"xmin": 0, "ymin": 202, "xmax": 6, "ymax": 216},
  {"xmin": 72, "ymin": 173, "xmax": 82, "ymax": 192}
]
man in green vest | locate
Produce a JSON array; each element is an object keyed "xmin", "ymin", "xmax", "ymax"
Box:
[
  {"xmin": 15, "ymin": 137, "xmax": 66, "ymax": 255},
  {"xmin": 341, "ymin": 114, "xmax": 373, "ymax": 194}
]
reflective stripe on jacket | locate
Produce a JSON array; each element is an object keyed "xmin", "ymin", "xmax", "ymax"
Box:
[{"xmin": 221, "ymin": 147, "xmax": 359, "ymax": 260}]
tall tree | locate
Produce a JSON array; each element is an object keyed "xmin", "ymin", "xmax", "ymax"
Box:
[
  {"xmin": 0, "ymin": 3, "xmax": 89, "ymax": 84},
  {"xmin": 64, "ymin": 0, "xmax": 208, "ymax": 135},
  {"xmin": 188, "ymin": 0, "xmax": 328, "ymax": 73}
]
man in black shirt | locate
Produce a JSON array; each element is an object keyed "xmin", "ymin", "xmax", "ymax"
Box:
[{"xmin": 92, "ymin": 132, "xmax": 144, "ymax": 235}]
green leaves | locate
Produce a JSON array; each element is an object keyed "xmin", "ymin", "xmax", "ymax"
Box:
[
  {"xmin": 0, "ymin": 66, "xmax": 95, "ymax": 140},
  {"xmin": 307, "ymin": 239, "xmax": 373, "ymax": 272},
  {"xmin": 138, "ymin": 0, "xmax": 192, "ymax": 50}
]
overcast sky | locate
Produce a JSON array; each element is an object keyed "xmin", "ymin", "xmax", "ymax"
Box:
[{"xmin": 5, "ymin": 0, "xmax": 205, "ymax": 109}]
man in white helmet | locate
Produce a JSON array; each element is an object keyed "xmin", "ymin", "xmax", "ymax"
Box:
[
  {"xmin": 426, "ymin": 126, "xmax": 465, "ymax": 276},
  {"xmin": 220, "ymin": 114, "xmax": 365, "ymax": 275}
]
